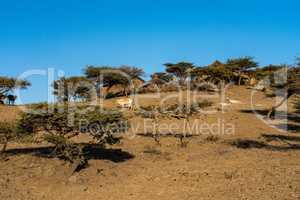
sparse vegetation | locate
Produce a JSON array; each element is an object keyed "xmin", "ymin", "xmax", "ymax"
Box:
[
  {"xmin": 204, "ymin": 135, "xmax": 220, "ymax": 143},
  {"xmin": 136, "ymin": 100, "xmax": 213, "ymax": 147},
  {"xmin": 14, "ymin": 103, "xmax": 129, "ymax": 169}
]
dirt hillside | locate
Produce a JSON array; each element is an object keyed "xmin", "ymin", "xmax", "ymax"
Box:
[{"xmin": 0, "ymin": 86, "xmax": 299, "ymax": 200}]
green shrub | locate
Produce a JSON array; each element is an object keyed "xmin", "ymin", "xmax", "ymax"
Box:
[
  {"xmin": 17, "ymin": 104, "xmax": 128, "ymax": 143},
  {"xmin": 15, "ymin": 104, "xmax": 129, "ymax": 166}
]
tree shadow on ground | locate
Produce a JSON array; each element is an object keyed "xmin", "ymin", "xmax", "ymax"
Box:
[
  {"xmin": 240, "ymin": 109, "xmax": 293, "ymax": 119},
  {"xmin": 261, "ymin": 134, "xmax": 300, "ymax": 142},
  {"xmin": 137, "ymin": 132, "xmax": 200, "ymax": 138},
  {"xmin": 3, "ymin": 143, "xmax": 134, "ymax": 163},
  {"xmin": 240, "ymin": 109, "xmax": 300, "ymax": 133},
  {"xmin": 229, "ymin": 133, "xmax": 300, "ymax": 151},
  {"xmin": 275, "ymin": 124, "xmax": 300, "ymax": 133}
]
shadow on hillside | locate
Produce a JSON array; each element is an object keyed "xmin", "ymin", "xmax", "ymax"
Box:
[
  {"xmin": 137, "ymin": 132, "xmax": 200, "ymax": 138},
  {"xmin": 240, "ymin": 109, "xmax": 289, "ymax": 119},
  {"xmin": 261, "ymin": 134, "xmax": 300, "ymax": 142},
  {"xmin": 4, "ymin": 144, "xmax": 134, "ymax": 163},
  {"xmin": 240, "ymin": 109, "xmax": 300, "ymax": 132},
  {"xmin": 230, "ymin": 133, "xmax": 300, "ymax": 151},
  {"xmin": 275, "ymin": 124, "xmax": 300, "ymax": 133}
]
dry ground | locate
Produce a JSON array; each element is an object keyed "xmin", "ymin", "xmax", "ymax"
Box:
[{"xmin": 0, "ymin": 86, "xmax": 299, "ymax": 200}]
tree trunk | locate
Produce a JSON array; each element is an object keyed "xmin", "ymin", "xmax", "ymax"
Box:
[
  {"xmin": 1, "ymin": 137, "xmax": 8, "ymax": 154},
  {"xmin": 267, "ymin": 92, "xmax": 293, "ymax": 119},
  {"xmin": 238, "ymin": 76, "xmax": 242, "ymax": 85},
  {"xmin": 123, "ymin": 87, "xmax": 128, "ymax": 97},
  {"xmin": 104, "ymin": 85, "xmax": 112, "ymax": 99}
]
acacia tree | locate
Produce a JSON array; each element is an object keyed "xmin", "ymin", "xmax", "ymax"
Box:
[
  {"xmin": 85, "ymin": 66, "xmax": 144, "ymax": 98},
  {"xmin": 85, "ymin": 66, "xmax": 129, "ymax": 98},
  {"xmin": 191, "ymin": 62, "xmax": 234, "ymax": 84},
  {"xmin": 150, "ymin": 72, "xmax": 173, "ymax": 86},
  {"xmin": 164, "ymin": 62, "xmax": 195, "ymax": 85},
  {"xmin": 0, "ymin": 76, "xmax": 31, "ymax": 104},
  {"xmin": 119, "ymin": 66, "xmax": 145, "ymax": 95},
  {"xmin": 294, "ymin": 57, "xmax": 300, "ymax": 113},
  {"xmin": 226, "ymin": 57, "xmax": 258, "ymax": 85},
  {"xmin": 119, "ymin": 66, "xmax": 144, "ymax": 79},
  {"xmin": 53, "ymin": 76, "xmax": 93, "ymax": 102},
  {"xmin": 255, "ymin": 64, "xmax": 285, "ymax": 81},
  {"xmin": 267, "ymin": 66, "xmax": 300, "ymax": 118}
]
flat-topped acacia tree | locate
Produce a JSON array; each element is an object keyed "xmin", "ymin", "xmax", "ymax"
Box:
[
  {"xmin": 53, "ymin": 76, "xmax": 94, "ymax": 102},
  {"xmin": 85, "ymin": 65, "xmax": 144, "ymax": 98},
  {"xmin": 150, "ymin": 72, "xmax": 173, "ymax": 86},
  {"xmin": 226, "ymin": 57, "xmax": 258, "ymax": 85},
  {"xmin": 0, "ymin": 76, "xmax": 31, "ymax": 104},
  {"xmin": 164, "ymin": 62, "xmax": 195, "ymax": 85}
]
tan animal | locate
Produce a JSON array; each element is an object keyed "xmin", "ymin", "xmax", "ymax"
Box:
[{"xmin": 116, "ymin": 98, "xmax": 133, "ymax": 109}]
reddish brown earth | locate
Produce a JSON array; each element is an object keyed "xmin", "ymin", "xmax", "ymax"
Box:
[{"xmin": 0, "ymin": 86, "xmax": 299, "ymax": 200}]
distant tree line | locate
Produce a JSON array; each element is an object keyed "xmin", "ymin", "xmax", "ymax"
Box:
[{"xmin": 0, "ymin": 56, "xmax": 299, "ymax": 107}]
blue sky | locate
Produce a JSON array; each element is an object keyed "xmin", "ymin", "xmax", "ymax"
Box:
[{"xmin": 0, "ymin": 0, "xmax": 300, "ymax": 103}]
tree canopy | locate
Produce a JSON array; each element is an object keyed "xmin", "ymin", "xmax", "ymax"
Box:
[
  {"xmin": 164, "ymin": 62, "xmax": 195, "ymax": 83},
  {"xmin": 53, "ymin": 76, "xmax": 93, "ymax": 102},
  {"xmin": 84, "ymin": 65, "xmax": 144, "ymax": 97},
  {"xmin": 226, "ymin": 57, "xmax": 258, "ymax": 71},
  {"xmin": 119, "ymin": 66, "xmax": 145, "ymax": 79},
  {"xmin": 225, "ymin": 57, "xmax": 258, "ymax": 84},
  {"xmin": 0, "ymin": 76, "xmax": 31, "ymax": 96},
  {"xmin": 150, "ymin": 72, "xmax": 173, "ymax": 85},
  {"xmin": 85, "ymin": 66, "xmax": 129, "ymax": 87}
]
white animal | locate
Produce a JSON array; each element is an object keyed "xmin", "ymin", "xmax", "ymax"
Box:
[
  {"xmin": 116, "ymin": 98, "xmax": 133, "ymax": 109},
  {"xmin": 220, "ymin": 98, "xmax": 243, "ymax": 107},
  {"xmin": 227, "ymin": 98, "xmax": 243, "ymax": 104}
]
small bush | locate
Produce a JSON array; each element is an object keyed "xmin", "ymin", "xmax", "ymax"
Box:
[
  {"xmin": 136, "ymin": 100, "xmax": 213, "ymax": 147},
  {"xmin": 163, "ymin": 100, "xmax": 213, "ymax": 115},
  {"xmin": 0, "ymin": 122, "xmax": 17, "ymax": 153},
  {"xmin": 137, "ymin": 100, "xmax": 213, "ymax": 116},
  {"xmin": 44, "ymin": 134, "xmax": 85, "ymax": 164},
  {"xmin": 204, "ymin": 135, "xmax": 220, "ymax": 143}
]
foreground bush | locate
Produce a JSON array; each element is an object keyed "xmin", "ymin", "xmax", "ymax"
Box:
[
  {"xmin": 15, "ymin": 104, "xmax": 129, "ymax": 167},
  {"xmin": 0, "ymin": 122, "xmax": 17, "ymax": 153}
]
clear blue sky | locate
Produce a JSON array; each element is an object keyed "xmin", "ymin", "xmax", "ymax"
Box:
[{"xmin": 0, "ymin": 0, "xmax": 300, "ymax": 103}]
